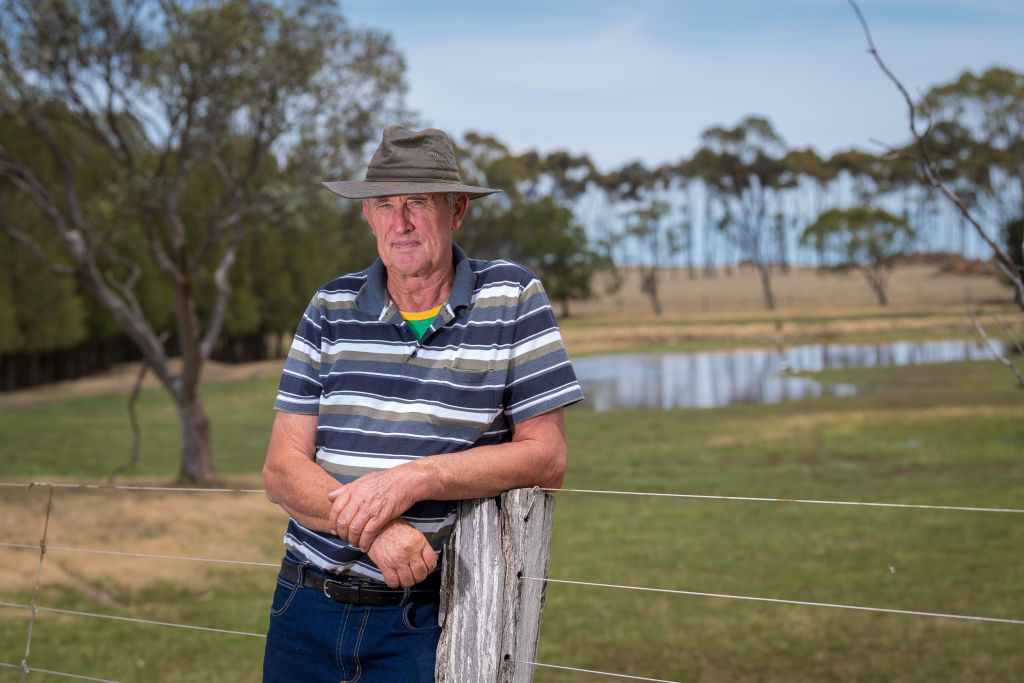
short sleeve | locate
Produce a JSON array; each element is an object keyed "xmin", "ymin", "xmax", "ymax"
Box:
[
  {"xmin": 503, "ymin": 278, "xmax": 584, "ymax": 423},
  {"xmin": 274, "ymin": 296, "xmax": 324, "ymax": 414}
]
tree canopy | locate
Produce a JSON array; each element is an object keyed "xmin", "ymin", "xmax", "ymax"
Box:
[{"xmin": 0, "ymin": 0, "xmax": 407, "ymax": 482}]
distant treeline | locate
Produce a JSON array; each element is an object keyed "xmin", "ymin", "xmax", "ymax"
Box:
[{"xmin": 1, "ymin": 14, "xmax": 1020, "ymax": 386}]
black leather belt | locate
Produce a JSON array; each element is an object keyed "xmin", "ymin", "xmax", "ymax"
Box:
[{"xmin": 279, "ymin": 562, "xmax": 441, "ymax": 606}]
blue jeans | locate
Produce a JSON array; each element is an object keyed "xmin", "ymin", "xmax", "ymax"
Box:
[{"xmin": 263, "ymin": 554, "xmax": 441, "ymax": 682}]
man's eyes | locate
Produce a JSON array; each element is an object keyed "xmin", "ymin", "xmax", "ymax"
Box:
[{"xmin": 373, "ymin": 198, "xmax": 431, "ymax": 212}]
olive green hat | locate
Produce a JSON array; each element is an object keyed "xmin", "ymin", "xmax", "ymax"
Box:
[{"xmin": 322, "ymin": 126, "xmax": 501, "ymax": 200}]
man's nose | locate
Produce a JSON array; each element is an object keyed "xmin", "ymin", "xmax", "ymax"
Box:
[{"xmin": 393, "ymin": 205, "xmax": 414, "ymax": 232}]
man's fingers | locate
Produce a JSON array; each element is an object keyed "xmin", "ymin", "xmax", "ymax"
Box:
[
  {"xmin": 328, "ymin": 491, "xmax": 349, "ymax": 533},
  {"xmin": 410, "ymin": 557, "xmax": 429, "ymax": 585},
  {"xmin": 347, "ymin": 511, "xmax": 370, "ymax": 548},
  {"xmin": 396, "ymin": 564, "xmax": 415, "ymax": 588},
  {"xmin": 421, "ymin": 545, "xmax": 437, "ymax": 573},
  {"xmin": 380, "ymin": 566, "xmax": 400, "ymax": 589},
  {"xmin": 358, "ymin": 519, "xmax": 385, "ymax": 551}
]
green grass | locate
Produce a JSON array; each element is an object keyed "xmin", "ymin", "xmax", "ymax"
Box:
[
  {"xmin": 1, "ymin": 359, "xmax": 1022, "ymax": 681},
  {"xmin": 540, "ymin": 362, "xmax": 1023, "ymax": 682},
  {"xmin": 0, "ymin": 571, "xmax": 270, "ymax": 682},
  {"xmin": 0, "ymin": 374, "xmax": 280, "ymax": 479}
]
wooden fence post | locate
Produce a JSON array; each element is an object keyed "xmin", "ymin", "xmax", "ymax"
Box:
[{"xmin": 435, "ymin": 487, "xmax": 556, "ymax": 683}]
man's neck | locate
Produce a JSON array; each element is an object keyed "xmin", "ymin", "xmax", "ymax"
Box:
[{"xmin": 386, "ymin": 264, "xmax": 455, "ymax": 313}]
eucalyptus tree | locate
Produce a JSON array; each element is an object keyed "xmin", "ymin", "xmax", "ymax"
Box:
[
  {"xmin": 800, "ymin": 206, "xmax": 915, "ymax": 306},
  {"xmin": 777, "ymin": 147, "xmax": 836, "ymax": 270},
  {"xmin": 0, "ymin": 0, "xmax": 407, "ymax": 483},
  {"xmin": 622, "ymin": 198, "xmax": 688, "ymax": 315},
  {"xmin": 849, "ymin": 0, "xmax": 1023, "ymax": 386},
  {"xmin": 918, "ymin": 66, "xmax": 1024, "ymax": 296},
  {"xmin": 684, "ymin": 116, "xmax": 795, "ymax": 309},
  {"xmin": 921, "ymin": 68, "xmax": 1024, "ymax": 225},
  {"xmin": 455, "ymin": 133, "xmax": 613, "ymax": 316}
]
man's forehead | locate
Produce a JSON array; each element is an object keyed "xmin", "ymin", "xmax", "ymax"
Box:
[{"xmin": 368, "ymin": 193, "xmax": 441, "ymax": 204}]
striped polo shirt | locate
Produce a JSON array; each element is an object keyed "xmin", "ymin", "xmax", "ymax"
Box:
[{"xmin": 273, "ymin": 244, "xmax": 584, "ymax": 580}]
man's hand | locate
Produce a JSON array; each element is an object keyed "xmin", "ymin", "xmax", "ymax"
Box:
[
  {"xmin": 327, "ymin": 468, "xmax": 422, "ymax": 550},
  {"xmin": 366, "ymin": 519, "xmax": 438, "ymax": 588}
]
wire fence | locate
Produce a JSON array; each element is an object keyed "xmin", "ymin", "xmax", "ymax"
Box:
[{"xmin": 1, "ymin": 480, "xmax": 1021, "ymax": 682}]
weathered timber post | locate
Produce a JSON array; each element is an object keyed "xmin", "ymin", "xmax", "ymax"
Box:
[{"xmin": 435, "ymin": 487, "xmax": 556, "ymax": 683}]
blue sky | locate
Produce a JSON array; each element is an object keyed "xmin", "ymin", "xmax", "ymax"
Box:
[{"xmin": 343, "ymin": 1, "xmax": 1024, "ymax": 172}]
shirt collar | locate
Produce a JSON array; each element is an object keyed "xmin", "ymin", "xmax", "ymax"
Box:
[{"xmin": 356, "ymin": 244, "xmax": 474, "ymax": 320}]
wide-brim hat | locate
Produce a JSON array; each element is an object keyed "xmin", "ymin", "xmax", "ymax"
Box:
[{"xmin": 322, "ymin": 126, "xmax": 501, "ymax": 200}]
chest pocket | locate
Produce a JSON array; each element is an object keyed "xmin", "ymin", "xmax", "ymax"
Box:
[{"xmin": 438, "ymin": 353, "xmax": 505, "ymax": 419}]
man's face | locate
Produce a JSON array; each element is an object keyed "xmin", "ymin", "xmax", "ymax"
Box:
[{"xmin": 363, "ymin": 193, "xmax": 469, "ymax": 280}]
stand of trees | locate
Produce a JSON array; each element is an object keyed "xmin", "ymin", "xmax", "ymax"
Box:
[{"xmin": 0, "ymin": 0, "xmax": 407, "ymax": 482}]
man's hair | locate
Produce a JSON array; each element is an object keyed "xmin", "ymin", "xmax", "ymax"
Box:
[{"xmin": 442, "ymin": 192, "xmax": 457, "ymax": 213}]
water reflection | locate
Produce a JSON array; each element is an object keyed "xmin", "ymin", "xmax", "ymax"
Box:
[{"xmin": 572, "ymin": 339, "xmax": 996, "ymax": 411}]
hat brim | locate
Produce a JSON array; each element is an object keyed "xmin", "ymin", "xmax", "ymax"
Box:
[{"xmin": 322, "ymin": 180, "xmax": 502, "ymax": 200}]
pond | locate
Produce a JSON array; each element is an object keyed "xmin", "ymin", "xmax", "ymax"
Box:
[{"xmin": 571, "ymin": 339, "xmax": 997, "ymax": 411}]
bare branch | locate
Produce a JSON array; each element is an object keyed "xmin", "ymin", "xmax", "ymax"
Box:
[
  {"xmin": 995, "ymin": 315, "xmax": 1024, "ymax": 360},
  {"xmin": 848, "ymin": 0, "xmax": 1024, "ymax": 308},
  {"xmin": 0, "ymin": 220, "xmax": 75, "ymax": 276},
  {"xmin": 109, "ymin": 330, "xmax": 171, "ymax": 483},
  {"xmin": 968, "ymin": 310, "xmax": 1024, "ymax": 387},
  {"xmin": 199, "ymin": 227, "xmax": 243, "ymax": 360}
]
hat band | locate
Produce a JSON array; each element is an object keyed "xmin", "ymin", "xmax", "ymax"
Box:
[{"xmin": 365, "ymin": 166, "xmax": 461, "ymax": 184}]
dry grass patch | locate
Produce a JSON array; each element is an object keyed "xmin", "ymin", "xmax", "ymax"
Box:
[
  {"xmin": 0, "ymin": 476, "xmax": 287, "ymax": 595},
  {"xmin": 705, "ymin": 405, "xmax": 1020, "ymax": 449},
  {"xmin": 570, "ymin": 264, "xmax": 1011, "ymax": 317}
]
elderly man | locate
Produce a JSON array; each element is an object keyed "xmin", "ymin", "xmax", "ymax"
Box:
[{"xmin": 261, "ymin": 126, "xmax": 584, "ymax": 682}]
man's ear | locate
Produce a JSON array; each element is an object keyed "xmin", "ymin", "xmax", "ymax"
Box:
[{"xmin": 451, "ymin": 193, "xmax": 469, "ymax": 231}]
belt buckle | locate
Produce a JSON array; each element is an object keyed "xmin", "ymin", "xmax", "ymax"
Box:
[{"xmin": 323, "ymin": 579, "xmax": 358, "ymax": 604}]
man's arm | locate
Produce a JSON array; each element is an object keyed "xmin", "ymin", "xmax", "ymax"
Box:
[
  {"xmin": 262, "ymin": 411, "xmax": 337, "ymax": 531},
  {"xmin": 328, "ymin": 407, "xmax": 567, "ymax": 550},
  {"xmin": 262, "ymin": 411, "xmax": 437, "ymax": 586}
]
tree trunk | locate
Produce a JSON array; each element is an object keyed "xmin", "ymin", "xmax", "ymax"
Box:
[
  {"xmin": 175, "ymin": 391, "xmax": 217, "ymax": 485},
  {"xmin": 862, "ymin": 267, "xmax": 889, "ymax": 306},
  {"xmin": 641, "ymin": 268, "xmax": 663, "ymax": 315},
  {"xmin": 756, "ymin": 263, "xmax": 776, "ymax": 310}
]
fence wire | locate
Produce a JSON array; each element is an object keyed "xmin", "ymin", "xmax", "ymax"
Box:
[
  {"xmin": 1, "ymin": 480, "xmax": 1021, "ymax": 683},
  {"xmin": 525, "ymin": 577, "xmax": 1024, "ymax": 626},
  {"xmin": 549, "ymin": 487, "xmax": 1024, "ymax": 514},
  {"xmin": 0, "ymin": 661, "xmax": 120, "ymax": 683}
]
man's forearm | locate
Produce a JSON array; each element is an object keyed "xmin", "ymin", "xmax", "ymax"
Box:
[
  {"xmin": 410, "ymin": 435, "xmax": 565, "ymax": 501},
  {"xmin": 328, "ymin": 408, "xmax": 567, "ymax": 548},
  {"xmin": 264, "ymin": 455, "xmax": 339, "ymax": 533},
  {"xmin": 263, "ymin": 411, "xmax": 338, "ymax": 533}
]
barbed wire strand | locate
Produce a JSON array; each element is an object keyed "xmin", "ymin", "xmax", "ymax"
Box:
[
  {"xmin": 518, "ymin": 660, "xmax": 680, "ymax": 682},
  {"xmin": 527, "ymin": 577, "xmax": 1024, "ymax": 626},
  {"xmin": 21, "ymin": 485, "xmax": 54, "ymax": 681},
  {"xmin": 0, "ymin": 601, "xmax": 267, "ymax": 639},
  {"xmin": 547, "ymin": 488, "xmax": 1024, "ymax": 514},
  {"xmin": 0, "ymin": 661, "xmax": 120, "ymax": 683},
  {"xmin": 0, "ymin": 542, "xmax": 278, "ymax": 568}
]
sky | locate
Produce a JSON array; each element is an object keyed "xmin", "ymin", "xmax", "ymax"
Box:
[{"xmin": 343, "ymin": 0, "xmax": 1024, "ymax": 173}]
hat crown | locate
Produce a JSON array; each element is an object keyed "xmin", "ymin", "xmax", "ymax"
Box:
[
  {"xmin": 365, "ymin": 126, "xmax": 461, "ymax": 184},
  {"xmin": 320, "ymin": 125, "xmax": 500, "ymax": 200}
]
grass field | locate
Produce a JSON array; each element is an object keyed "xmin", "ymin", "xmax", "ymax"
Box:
[{"xmin": 1, "ymin": 265, "xmax": 1022, "ymax": 682}]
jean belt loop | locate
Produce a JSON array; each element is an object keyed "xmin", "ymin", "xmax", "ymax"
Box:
[
  {"xmin": 296, "ymin": 561, "xmax": 308, "ymax": 586},
  {"xmin": 400, "ymin": 586, "xmax": 411, "ymax": 606}
]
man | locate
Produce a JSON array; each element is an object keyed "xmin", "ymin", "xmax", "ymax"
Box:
[{"xmin": 262, "ymin": 126, "xmax": 584, "ymax": 682}]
